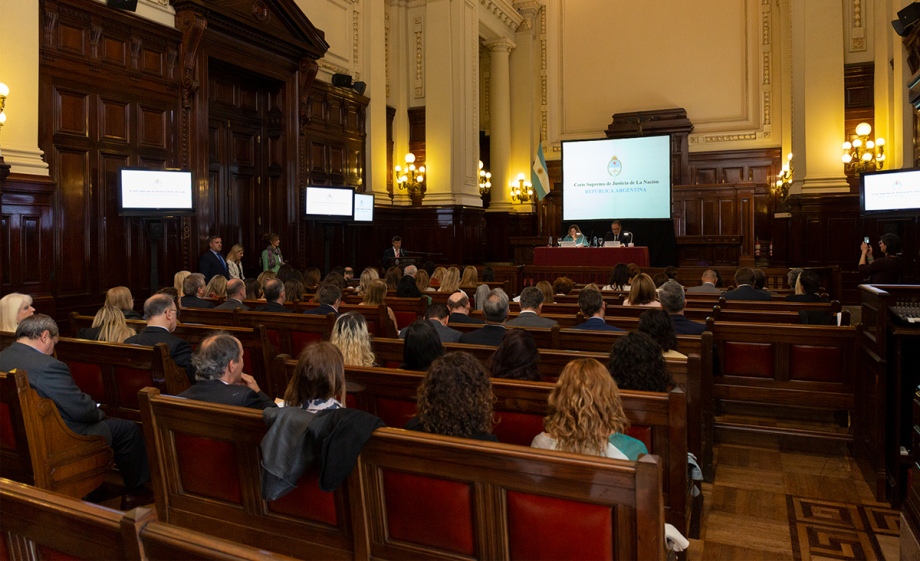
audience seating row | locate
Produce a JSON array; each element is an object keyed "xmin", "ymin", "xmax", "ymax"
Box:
[
  {"xmin": 0, "ymin": 369, "xmax": 114, "ymax": 499},
  {"xmin": 139, "ymin": 387, "xmax": 668, "ymax": 560},
  {"xmin": 0, "ymin": 477, "xmax": 299, "ymax": 561}
]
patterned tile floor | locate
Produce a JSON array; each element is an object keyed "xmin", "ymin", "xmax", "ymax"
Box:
[{"xmin": 688, "ymin": 443, "xmax": 899, "ymax": 561}]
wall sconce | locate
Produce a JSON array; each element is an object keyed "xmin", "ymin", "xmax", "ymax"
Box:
[
  {"xmin": 395, "ymin": 152, "xmax": 425, "ymax": 200},
  {"xmin": 478, "ymin": 160, "xmax": 491, "ymax": 195},
  {"xmin": 842, "ymin": 122, "xmax": 885, "ymax": 174},
  {"xmin": 0, "ymin": 82, "xmax": 8, "ymax": 132},
  {"xmin": 773, "ymin": 152, "xmax": 793, "ymax": 211},
  {"xmin": 510, "ymin": 172, "xmax": 533, "ymax": 203}
]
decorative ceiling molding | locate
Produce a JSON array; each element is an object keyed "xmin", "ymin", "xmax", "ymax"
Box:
[{"xmin": 480, "ymin": 0, "xmax": 524, "ymax": 33}]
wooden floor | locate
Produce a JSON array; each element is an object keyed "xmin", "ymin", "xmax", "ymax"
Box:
[{"xmin": 689, "ymin": 441, "xmax": 899, "ymax": 560}]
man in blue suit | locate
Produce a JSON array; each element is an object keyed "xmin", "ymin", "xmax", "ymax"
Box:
[
  {"xmin": 722, "ymin": 268, "xmax": 772, "ymax": 301},
  {"xmin": 458, "ymin": 289, "xmax": 511, "ymax": 346},
  {"xmin": 659, "ymin": 280, "xmax": 706, "ymax": 335},
  {"xmin": 198, "ymin": 235, "xmax": 230, "ymax": 282},
  {"xmin": 571, "ymin": 289, "xmax": 622, "ymax": 332}
]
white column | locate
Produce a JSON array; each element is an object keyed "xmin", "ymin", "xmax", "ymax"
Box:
[
  {"xmin": 790, "ymin": 0, "xmax": 848, "ymax": 193},
  {"xmin": 485, "ymin": 38, "xmax": 514, "ymax": 211},
  {"xmin": 423, "ymin": 0, "xmax": 480, "ymax": 207},
  {"xmin": 509, "ymin": 4, "xmax": 539, "ymax": 213},
  {"xmin": 364, "ymin": 0, "xmax": 388, "ymax": 202},
  {"xmin": 0, "ymin": 0, "xmax": 48, "ymax": 175}
]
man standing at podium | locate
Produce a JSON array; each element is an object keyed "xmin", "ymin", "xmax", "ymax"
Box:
[
  {"xmin": 382, "ymin": 236, "xmax": 405, "ymax": 267},
  {"xmin": 603, "ymin": 220, "xmax": 633, "ymax": 245}
]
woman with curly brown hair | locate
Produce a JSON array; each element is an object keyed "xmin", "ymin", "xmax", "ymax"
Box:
[
  {"xmin": 532, "ymin": 358, "xmax": 646, "ymax": 460},
  {"xmin": 607, "ymin": 331, "xmax": 673, "ymax": 392},
  {"xmin": 488, "ymin": 328, "xmax": 542, "ymax": 382},
  {"xmin": 404, "ymin": 351, "xmax": 496, "ymax": 441}
]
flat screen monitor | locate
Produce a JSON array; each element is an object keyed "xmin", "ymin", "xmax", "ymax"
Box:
[
  {"xmin": 354, "ymin": 193, "xmax": 374, "ymax": 222},
  {"xmin": 305, "ymin": 186, "xmax": 354, "ymax": 221},
  {"xmin": 118, "ymin": 168, "xmax": 194, "ymax": 217},
  {"xmin": 860, "ymin": 168, "xmax": 920, "ymax": 217},
  {"xmin": 561, "ymin": 135, "xmax": 671, "ymax": 221}
]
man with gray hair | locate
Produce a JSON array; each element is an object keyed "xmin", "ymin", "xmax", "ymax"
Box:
[
  {"xmin": 659, "ymin": 280, "xmax": 706, "ymax": 335},
  {"xmin": 506, "ymin": 286, "xmax": 558, "ymax": 327},
  {"xmin": 180, "ymin": 272, "xmax": 215, "ymax": 308},
  {"xmin": 178, "ymin": 332, "xmax": 276, "ymax": 409},
  {"xmin": 396, "ymin": 264, "xmax": 422, "ymax": 297},
  {"xmin": 126, "ymin": 293, "xmax": 196, "ymax": 384},
  {"xmin": 686, "ymin": 269, "xmax": 721, "ymax": 294},
  {"xmin": 215, "ymin": 278, "xmax": 249, "ymax": 310},
  {"xmin": 0, "ymin": 315, "xmax": 151, "ymax": 507},
  {"xmin": 458, "ymin": 288, "xmax": 510, "ymax": 346}
]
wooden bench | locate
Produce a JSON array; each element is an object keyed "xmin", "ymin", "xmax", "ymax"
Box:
[
  {"xmin": 0, "ymin": 478, "xmax": 299, "ymax": 561},
  {"xmin": 298, "ymin": 302, "xmax": 396, "ymax": 338},
  {"xmin": 272, "ymin": 358, "xmax": 691, "ymax": 536},
  {"xmin": 706, "ymin": 319, "xmax": 858, "ymax": 450},
  {"xmin": 70, "ymin": 313, "xmax": 280, "ymax": 399},
  {"xmin": 139, "ymin": 388, "xmax": 668, "ymax": 560},
  {"xmin": 0, "ymin": 370, "xmax": 114, "ymax": 499},
  {"xmin": 0, "ymin": 333, "xmax": 185, "ymax": 422},
  {"xmin": 342, "ymin": 295, "xmax": 429, "ymax": 330}
]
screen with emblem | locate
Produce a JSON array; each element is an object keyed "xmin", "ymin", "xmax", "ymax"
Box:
[
  {"xmin": 860, "ymin": 168, "xmax": 920, "ymax": 217},
  {"xmin": 561, "ymin": 135, "xmax": 671, "ymax": 221},
  {"xmin": 118, "ymin": 168, "xmax": 195, "ymax": 217}
]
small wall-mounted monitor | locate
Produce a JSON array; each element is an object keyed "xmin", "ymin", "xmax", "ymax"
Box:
[
  {"xmin": 118, "ymin": 168, "xmax": 195, "ymax": 217},
  {"xmin": 354, "ymin": 193, "xmax": 374, "ymax": 223},
  {"xmin": 305, "ymin": 185, "xmax": 354, "ymax": 221},
  {"xmin": 860, "ymin": 168, "xmax": 920, "ymax": 217}
]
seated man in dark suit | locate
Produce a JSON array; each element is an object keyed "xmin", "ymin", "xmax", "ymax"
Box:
[
  {"xmin": 447, "ymin": 291, "xmax": 484, "ymax": 324},
  {"xmin": 178, "ymin": 332, "xmax": 276, "ymax": 409},
  {"xmin": 571, "ymin": 289, "xmax": 622, "ymax": 331},
  {"xmin": 506, "ymin": 286, "xmax": 558, "ymax": 328},
  {"xmin": 255, "ymin": 279, "xmax": 287, "ymax": 313},
  {"xmin": 602, "ymin": 220, "xmax": 633, "ymax": 245},
  {"xmin": 125, "ymin": 294, "xmax": 195, "ymax": 384},
  {"xmin": 0, "ymin": 315, "xmax": 151, "ymax": 508},
  {"xmin": 396, "ymin": 265, "xmax": 422, "ymax": 298},
  {"xmin": 785, "ymin": 270, "xmax": 828, "ymax": 302},
  {"xmin": 721, "ymin": 268, "xmax": 772, "ymax": 301},
  {"xmin": 400, "ymin": 303, "xmax": 462, "ymax": 343},
  {"xmin": 458, "ymin": 289, "xmax": 510, "ymax": 346},
  {"xmin": 198, "ymin": 235, "xmax": 230, "ymax": 283},
  {"xmin": 180, "ymin": 273, "xmax": 215, "ymax": 309},
  {"xmin": 658, "ymin": 280, "xmax": 706, "ymax": 335},
  {"xmin": 215, "ymin": 279, "xmax": 250, "ymax": 310},
  {"xmin": 685, "ymin": 269, "xmax": 721, "ymax": 294},
  {"xmin": 303, "ymin": 283, "xmax": 341, "ymax": 316}
]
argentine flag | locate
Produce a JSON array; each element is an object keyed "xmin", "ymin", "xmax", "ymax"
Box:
[{"xmin": 531, "ymin": 141, "xmax": 549, "ymax": 200}]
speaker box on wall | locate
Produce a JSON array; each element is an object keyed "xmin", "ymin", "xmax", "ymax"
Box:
[
  {"xmin": 107, "ymin": 0, "xmax": 138, "ymax": 11},
  {"xmin": 331, "ymin": 73, "xmax": 353, "ymax": 88},
  {"xmin": 899, "ymin": 2, "xmax": 920, "ymax": 26}
]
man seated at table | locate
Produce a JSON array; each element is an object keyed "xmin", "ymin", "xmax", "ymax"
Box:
[
  {"xmin": 571, "ymin": 289, "xmax": 622, "ymax": 332},
  {"xmin": 603, "ymin": 220, "xmax": 633, "ymax": 245}
]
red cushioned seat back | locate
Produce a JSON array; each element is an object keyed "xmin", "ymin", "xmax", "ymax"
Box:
[
  {"xmin": 372, "ymin": 397, "xmax": 416, "ymax": 428},
  {"xmin": 0, "ymin": 403, "xmax": 16, "ymax": 451},
  {"xmin": 290, "ymin": 332, "xmax": 322, "ymax": 358},
  {"xmin": 625, "ymin": 425, "xmax": 653, "ymax": 451},
  {"xmin": 382, "ymin": 359, "xmax": 400, "ymax": 368},
  {"xmin": 265, "ymin": 329, "xmax": 282, "ymax": 353},
  {"xmin": 723, "ymin": 341, "xmax": 774, "ymax": 378},
  {"xmin": 790, "ymin": 344, "xmax": 842, "ymax": 383},
  {"xmin": 267, "ymin": 469, "xmax": 338, "ymax": 525},
  {"xmin": 492, "ymin": 410, "xmax": 544, "ymax": 446},
  {"xmin": 392, "ymin": 311, "xmax": 415, "ymax": 331},
  {"xmin": 67, "ymin": 361, "xmax": 106, "ymax": 403},
  {"xmin": 174, "ymin": 433, "xmax": 242, "ymax": 504},
  {"xmin": 113, "ymin": 366, "xmax": 158, "ymax": 409},
  {"xmin": 36, "ymin": 545, "xmax": 84, "ymax": 561},
  {"xmin": 382, "ymin": 470, "xmax": 475, "ymax": 555},
  {"xmin": 506, "ymin": 490, "xmax": 613, "ymax": 560}
]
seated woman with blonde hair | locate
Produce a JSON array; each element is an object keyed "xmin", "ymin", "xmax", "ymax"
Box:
[
  {"xmin": 438, "ymin": 267, "xmax": 461, "ymax": 293},
  {"xmin": 105, "ymin": 286, "xmax": 142, "ymax": 320},
  {"xmin": 428, "ymin": 267, "xmax": 446, "ymax": 291},
  {"xmin": 0, "ymin": 293, "xmax": 35, "ymax": 332},
  {"xmin": 283, "ymin": 342, "xmax": 347, "ymax": 412},
  {"xmin": 330, "ymin": 311, "xmax": 376, "ymax": 367},
  {"xmin": 532, "ymin": 357, "xmax": 647, "ymax": 460},
  {"xmin": 622, "ymin": 273, "xmax": 660, "ymax": 307},
  {"xmin": 174, "ymin": 270, "xmax": 191, "ymax": 297},
  {"xmin": 360, "ymin": 279, "xmax": 399, "ymax": 333},
  {"xmin": 76, "ymin": 304, "xmax": 136, "ymax": 343},
  {"xmin": 459, "ymin": 265, "xmax": 478, "ymax": 289},
  {"xmin": 205, "ymin": 275, "xmax": 228, "ymax": 299}
]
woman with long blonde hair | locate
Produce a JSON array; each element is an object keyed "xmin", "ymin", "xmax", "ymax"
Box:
[
  {"xmin": 438, "ymin": 267, "xmax": 461, "ymax": 293},
  {"xmin": 205, "ymin": 275, "xmax": 228, "ymax": 299},
  {"xmin": 415, "ymin": 269, "xmax": 430, "ymax": 293},
  {"xmin": 356, "ymin": 267, "xmax": 379, "ymax": 297},
  {"xmin": 226, "ymin": 244, "xmax": 246, "ymax": 280},
  {"xmin": 428, "ymin": 267, "xmax": 446, "ymax": 291},
  {"xmin": 174, "ymin": 270, "xmax": 191, "ymax": 297},
  {"xmin": 105, "ymin": 286, "xmax": 142, "ymax": 319},
  {"xmin": 0, "ymin": 293, "xmax": 35, "ymax": 332},
  {"xmin": 78, "ymin": 304, "xmax": 136, "ymax": 343},
  {"xmin": 459, "ymin": 266, "xmax": 478, "ymax": 288},
  {"xmin": 360, "ymin": 279, "xmax": 399, "ymax": 333},
  {"xmin": 329, "ymin": 311, "xmax": 376, "ymax": 367},
  {"xmin": 532, "ymin": 358, "xmax": 647, "ymax": 460}
]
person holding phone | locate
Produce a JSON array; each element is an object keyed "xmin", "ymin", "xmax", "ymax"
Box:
[{"xmin": 859, "ymin": 233, "xmax": 903, "ymax": 284}]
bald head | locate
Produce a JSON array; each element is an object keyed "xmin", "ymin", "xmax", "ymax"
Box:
[{"xmin": 226, "ymin": 279, "xmax": 245, "ymax": 300}]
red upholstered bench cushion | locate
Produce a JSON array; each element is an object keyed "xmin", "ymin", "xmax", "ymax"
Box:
[
  {"xmin": 290, "ymin": 332, "xmax": 322, "ymax": 357},
  {"xmin": 625, "ymin": 425, "xmax": 653, "ymax": 452},
  {"xmin": 492, "ymin": 411, "xmax": 544, "ymax": 447},
  {"xmin": 723, "ymin": 341, "xmax": 774, "ymax": 378},
  {"xmin": 174, "ymin": 434, "xmax": 242, "ymax": 504},
  {"xmin": 68, "ymin": 362, "xmax": 106, "ymax": 403},
  {"xmin": 0, "ymin": 403, "xmax": 16, "ymax": 451},
  {"xmin": 374, "ymin": 397, "xmax": 416, "ymax": 428},
  {"xmin": 267, "ymin": 470, "xmax": 338, "ymax": 525},
  {"xmin": 789, "ymin": 344, "xmax": 842, "ymax": 383},
  {"xmin": 507, "ymin": 490, "xmax": 613, "ymax": 560}
]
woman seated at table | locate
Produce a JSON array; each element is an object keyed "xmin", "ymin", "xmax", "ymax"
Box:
[
  {"xmin": 405, "ymin": 351, "xmax": 497, "ymax": 442},
  {"xmin": 562, "ymin": 224, "xmax": 588, "ymax": 246},
  {"xmin": 622, "ymin": 273, "xmax": 660, "ymax": 307},
  {"xmin": 532, "ymin": 358, "xmax": 646, "ymax": 460}
]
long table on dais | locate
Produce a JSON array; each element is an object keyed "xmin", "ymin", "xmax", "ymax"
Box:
[{"xmin": 533, "ymin": 246, "xmax": 650, "ymax": 267}]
